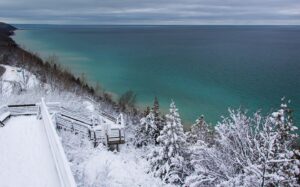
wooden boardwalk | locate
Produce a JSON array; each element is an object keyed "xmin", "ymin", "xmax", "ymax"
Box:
[{"xmin": 0, "ymin": 100, "xmax": 126, "ymax": 148}]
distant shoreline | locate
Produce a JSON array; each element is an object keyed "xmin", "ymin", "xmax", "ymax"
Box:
[
  {"xmin": 0, "ymin": 22, "xmax": 143, "ymax": 118},
  {"xmin": 10, "ymin": 25, "xmax": 185, "ymax": 125},
  {"xmin": 0, "ymin": 23, "xmax": 192, "ymax": 128},
  {"xmin": 0, "ymin": 24, "xmax": 194, "ymax": 130},
  {"xmin": 6, "ymin": 23, "xmax": 300, "ymax": 129}
]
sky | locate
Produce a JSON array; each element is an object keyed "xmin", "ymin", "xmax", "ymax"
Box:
[{"xmin": 0, "ymin": 0, "xmax": 300, "ymax": 25}]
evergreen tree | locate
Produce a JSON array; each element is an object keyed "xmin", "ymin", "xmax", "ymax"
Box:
[
  {"xmin": 186, "ymin": 115, "xmax": 212, "ymax": 144},
  {"xmin": 152, "ymin": 96, "xmax": 163, "ymax": 144},
  {"xmin": 134, "ymin": 109, "xmax": 157, "ymax": 147},
  {"xmin": 134, "ymin": 98, "xmax": 165, "ymax": 147},
  {"xmin": 143, "ymin": 106, "xmax": 150, "ymax": 117},
  {"xmin": 149, "ymin": 101, "xmax": 188, "ymax": 185}
]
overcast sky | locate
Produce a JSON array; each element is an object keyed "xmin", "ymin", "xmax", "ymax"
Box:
[{"xmin": 1, "ymin": 0, "xmax": 300, "ymax": 25}]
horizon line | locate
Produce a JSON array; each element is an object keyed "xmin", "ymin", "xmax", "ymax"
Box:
[{"xmin": 11, "ymin": 23, "xmax": 300, "ymax": 26}]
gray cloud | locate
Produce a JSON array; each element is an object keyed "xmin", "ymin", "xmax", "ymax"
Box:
[{"xmin": 0, "ymin": 0, "xmax": 300, "ymax": 24}]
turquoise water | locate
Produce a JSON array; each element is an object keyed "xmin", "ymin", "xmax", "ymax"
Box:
[{"xmin": 13, "ymin": 25, "xmax": 300, "ymax": 126}]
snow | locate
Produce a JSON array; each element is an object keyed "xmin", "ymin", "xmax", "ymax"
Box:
[
  {"xmin": 1, "ymin": 65, "xmax": 38, "ymax": 86},
  {"xmin": 83, "ymin": 101, "xmax": 95, "ymax": 112},
  {"xmin": 1, "ymin": 64, "xmax": 297, "ymax": 186},
  {"xmin": 60, "ymin": 131, "xmax": 170, "ymax": 187},
  {"xmin": 150, "ymin": 101, "xmax": 187, "ymax": 185},
  {"xmin": 1, "ymin": 65, "xmax": 21, "ymax": 81},
  {"xmin": 84, "ymin": 146, "xmax": 166, "ymax": 187},
  {"xmin": 0, "ymin": 111, "xmax": 10, "ymax": 121},
  {"xmin": 94, "ymin": 116, "xmax": 123, "ymax": 130},
  {"xmin": 0, "ymin": 116, "xmax": 61, "ymax": 187},
  {"xmin": 0, "ymin": 65, "xmax": 39, "ymax": 95}
]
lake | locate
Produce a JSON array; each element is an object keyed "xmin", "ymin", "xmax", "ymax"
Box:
[{"xmin": 13, "ymin": 25, "xmax": 300, "ymax": 126}]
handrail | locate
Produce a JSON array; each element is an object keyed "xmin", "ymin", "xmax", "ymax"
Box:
[
  {"xmin": 2, "ymin": 100, "xmax": 125, "ymax": 148},
  {"xmin": 7, "ymin": 104, "xmax": 36, "ymax": 107},
  {"xmin": 40, "ymin": 98, "xmax": 77, "ymax": 187},
  {"xmin": 59, "ymin": 113, "xmax": 92, "ymax": 127},
  {"xmin": 7, "ymin": 104, "xmax": 38, "ymax": 116},
  {"xmin": 60, "ymin": 109, "xmax": 92, "ymax": 125},
  {"xmin": 100, "ymin": 112, "xmax": 117, "ymax": 123}
]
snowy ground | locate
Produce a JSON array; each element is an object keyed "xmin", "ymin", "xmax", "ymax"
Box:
[
  {"xmin": 84, "ymin": 146, "xmax": 166, "ymax": 187},
  {"xmin": 0, "ymin": 116, "xmax": 61, "ymax": 187},
  {"xmin": 60, "ymin": 131, "xmax": 169, "ymax": 187},
  {"xmin": 0, "ymin": 65, "xmax": 39, "ymax": 96},
  {"xmin": 0, "ymin": 65, "xmax": 171, "ymax": 187}
]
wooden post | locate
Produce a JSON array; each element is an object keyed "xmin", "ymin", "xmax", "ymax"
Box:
[
  {"xmin": 106, "ymin": 133, "xmax": 109, "ymax": 146},
  {"xmin": 119, "ymin": 129, "xmax": 121, "ymax": 144},
  {"xmin": 88, "ymin": 129, "xmax": 91, "ymax": 140},
  {"xmin": 94, "ymin": 131, "xmax": 97, "ymax": 148}
]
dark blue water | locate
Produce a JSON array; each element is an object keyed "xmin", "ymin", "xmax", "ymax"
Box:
[{"xmin": 13, "ymin": 25, "xmax": 300, "ymax": 126}]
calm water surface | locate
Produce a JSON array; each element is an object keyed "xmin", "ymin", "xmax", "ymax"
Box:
[{"xmin": 13, "ymin": 25, "xmax": 300, "ymax": 126}]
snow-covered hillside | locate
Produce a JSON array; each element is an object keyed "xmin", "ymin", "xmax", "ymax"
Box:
[
  {"xmin": 0, "ymin": 65, "xmax": 171, "ymax": 187},
  {"xmin": 60, "ymin": 131, "xmax": 169, "ymax": 187},
  {"xmin": 1, "ymin": 64, "xmax": 299, "ymax": 187},
  {"xmin": 0, "ymin": 65, "xmax": 39, "ymax": 96}
]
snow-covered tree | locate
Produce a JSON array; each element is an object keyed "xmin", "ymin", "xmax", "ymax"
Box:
[
  {"xmin": 186, "ymin": 109, "xmax": 254, "ymax": 186},
  {"xmin": 256, "ymin": 101, "xmax": 300, "ymax": 186},
  {"xmin": 153, "ymin": 97, "xmax": 163, "ymax": 144},
  {"xmin": 134, "ymin": 109, "xmax": 157, "ymax": 147},
  {"xmin": 186, "ymin": 115, "xmax": 212, "ymax": 145},
  {"xmin": 134, "ymin": 97, "xmax": 163, "ymax": 147},
  {"xmin": 185, "ymin": 102, "xmax": 300, "ymax": 187},
  {"xmin": 149, "ymin": 101, "xmax": 188, "ymax": 185},
  {"xmin": 153, "ymin": 97, "xmax": 161, "ymax": 126}
]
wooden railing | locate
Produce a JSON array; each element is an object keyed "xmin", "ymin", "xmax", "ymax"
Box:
[
  {"xmin": 100, "ymin": 112, "xmax": 117, "ymax": 123},
  {"xmin": 39, "ymin": 98, "xmax": 77, "ymax": 187},
  {"xmin": 55, "ymin": 112, "xmax": 125, "ymax": 147},
  {"xmin": 0, "ymin": 100, "xmax": 125, "ymax": 147},
  {"xmin": 7, "ymin": 104, "xmax": 38, "ymax": 116},
  {"xmin": 56, "ymin": 114, "xmax": 92, "ymax": 138}
]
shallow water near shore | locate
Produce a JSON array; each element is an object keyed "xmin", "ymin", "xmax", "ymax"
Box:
[{"xmin": 13, "ymin": 25, "xmax": 300, "ymax": 127}]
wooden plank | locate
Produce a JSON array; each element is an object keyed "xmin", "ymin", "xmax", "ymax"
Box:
[
  {"xmin": 8, "ymin": 105, "xmax": 38, "ymax": 116},
  {"xmin": 7, "ymin": 104, "xmax": 36, "ymax": 107},
  {"xmin": 59, "ymin": 113, "xmax": 92, "ymax": 127}
]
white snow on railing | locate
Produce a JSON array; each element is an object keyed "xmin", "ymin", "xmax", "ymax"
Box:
[
  {"xmin": 0, "ymin": 105, "xmax": 8, "ymax": 114},
  {"xmin": 40, "ymin": 98, "xmax": 77, "ymax": 187}
]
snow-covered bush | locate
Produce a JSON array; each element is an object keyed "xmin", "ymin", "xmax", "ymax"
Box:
[
  {"xmin": 59, "ymin": 130, "xmax": 167, "ymax": 187},
  {"xmin": 149, "ymin": 101, "xmax": 188, "ymax": 185},
  {"xmin": 256, "ymin": 102, "xmax": 300, "ymax": 186},
  {"xmin": 186, "ymin": 102, "xmax": 299, "ymax": 187}
]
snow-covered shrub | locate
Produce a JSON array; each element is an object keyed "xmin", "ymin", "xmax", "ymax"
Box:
[
  {"xmin": 186, "ymin": 102, "xmax": 300, "ymax": 187},
  {"xmin": 59, "ymin": 130, "xmax": 167, "ymax": 187},
  {"xmin": 256, "ymin": 102, "xmax": 300, "ymax": 186},
  {"xmin": 149, "ymin": 101, "xmax": 188, "ymax": 185},
  {"xmin": 58, "ymin": 130, "xmax": 94, "ymax": 186}
]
